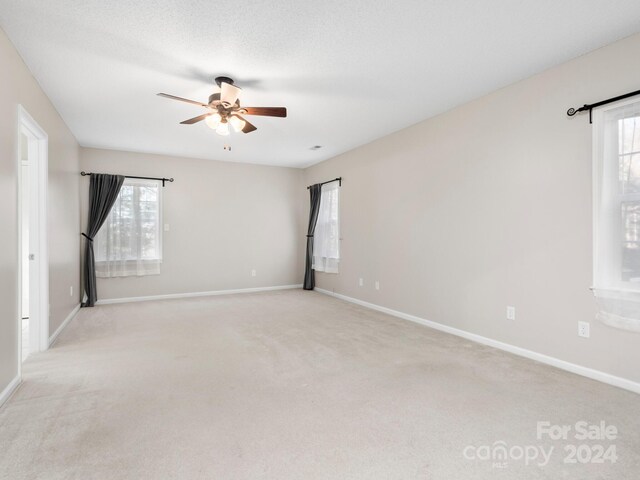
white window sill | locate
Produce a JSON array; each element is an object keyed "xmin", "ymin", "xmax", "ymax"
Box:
[
  {"xmin": 95, "ymin": 259, "xmax": 162, "ymax": 278},
  {"xmin": 591, "ymin": 287, "xmax": 640, "ymax": 333}
]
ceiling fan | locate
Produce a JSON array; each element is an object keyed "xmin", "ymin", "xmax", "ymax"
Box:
[{"xmin": 157, "ymin": 76, "xmax": 287, "ymax": 136}]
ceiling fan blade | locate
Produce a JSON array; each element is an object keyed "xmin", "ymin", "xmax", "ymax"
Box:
[
  {"xmin": 220, "ymin": 82, "xmax": 242, "ymax": 106},
  {"xmin": 157, "ymin": 93, "xmax": 208, "ymax": 107},
  {"xmin": 180, "ymin": 113, "xmax": 210, "ymax": 124},
  {"xmin": 236, "ymin": 115, "xmax": 257, "ymax": 133},
  {"xmin": 243, "ymin": 107, "xmax": 287, "ymax": 118}
]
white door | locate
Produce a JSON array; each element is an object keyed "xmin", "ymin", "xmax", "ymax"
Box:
[
  {"xmin": 18, "ymin": 105, "xmax": 49, "ymax": 365},
  {"xmin": 20, "ymin": 134, "xmax": 30, "ymax": 361},
  {"xmin": 21, "ymin": 135, "xmax": 29, "ymax": 319},
  {"xmin": 27, "ymin": 140, "xmax": 40, "ymax": 356}
]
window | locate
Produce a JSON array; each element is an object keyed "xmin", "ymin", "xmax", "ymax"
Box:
[
  {"xmin": 94, "ymin": 178, "xmax": 162, "ymax": 277},
  {"xmin": 313, "ymin": 181, "xmax": 340, "ymax": 273},
  {"xmin": 593, "ymin": 98, "xmax": 640, "ymax": 331}
]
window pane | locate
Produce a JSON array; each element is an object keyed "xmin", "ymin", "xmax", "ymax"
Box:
[
  {"xmin": 139, "ymin": 186, "xmax": 158, "ymax": 202},
  {"xmin": 619, "ymin": 153, "xmax": 640, "ymax": 194},
  {"xmin": 621, "ymin": 201, "xmax": 640, "ymax": 282},
  {"xmin": 618, "ymin": 116, "xmax": 640, "ymax": 155}
]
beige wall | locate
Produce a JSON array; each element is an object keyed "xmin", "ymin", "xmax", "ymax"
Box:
[
  {"xmin": 304, "ymin": 32, "xmax": 640, "ymax": 383},
  {"xmin": 0, "ymin": 29, "xmax": 80, "ymax": 392},
  {"xmin": 80, "ymin": 148, "xmax": 304, "ymax": 300}
]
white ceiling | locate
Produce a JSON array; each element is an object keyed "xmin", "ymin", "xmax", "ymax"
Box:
[{"xmin": 2, "ymin": 1, "xmax": 640, "ymax": 168}]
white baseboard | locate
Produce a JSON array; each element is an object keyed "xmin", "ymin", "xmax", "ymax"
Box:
[
  {"xmin": 49, "ymin": 303, "xmax": 81, "ymax": 347},
  {"xmin": 0, "ymin": 374, "xmax": 21, "ymax": 409},
  {"xmin": 96, "ymin": 284, "xmax": 303, "ymax": 305},
  {"xmin": 315, "ymin": 288, "xmax": 640, "ymax": 395}
]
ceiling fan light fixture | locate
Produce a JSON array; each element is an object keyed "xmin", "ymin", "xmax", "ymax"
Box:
[
  {"xmin": 228, "ymin": 115, "xmax": 246, "ymax": 133},
  {"xmin": 205, "ymin": 113, "xmax": 222, "ymax": 129},
  {"xmin": 216, "ymin": 120, "xmax": 230, "ymax": 136}
]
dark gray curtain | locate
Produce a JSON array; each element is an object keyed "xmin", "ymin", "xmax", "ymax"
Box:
[
  {"xmin": 303, "ymin": 184, "xmax": 322, "ymax": 290},
  {"xmin": 82, "ymin": 174, "xmax": 125, "ymax": 307}
]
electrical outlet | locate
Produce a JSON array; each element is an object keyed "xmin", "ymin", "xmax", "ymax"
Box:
[
  {"xmin": 578, "ymin": 321, "xmax": 590, "ymax": 338},
  {"xmin": 375, "ymin": 281, "xmax": 380, "ymax": 290},
  {"xmin": 251, "ymin": 269, "xmax": 257, "ymax": 277},
  {"xmin": 506, "ymin": 306, "xmax": 516, "ymax": 320},
  {"xmin": 358, "ymin": 278, "xmax": 364, "ymax": 287},
  {"xmin": 70, "ymin": 286, "xmax": 73, "ymax": 297}
]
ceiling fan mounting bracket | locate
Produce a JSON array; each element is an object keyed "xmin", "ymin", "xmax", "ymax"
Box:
[{"xmin": 215, "ymin": 76, "xmax": 234, "ymax": 87}]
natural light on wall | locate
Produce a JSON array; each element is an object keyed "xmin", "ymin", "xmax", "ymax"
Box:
[
  {"xmin": 313, "ymin": 181, "xmax": 340, "ymax": 273},
  {"xmin": 94, "ymin": 178, "xmax": 162, "ymax": 277},
  {"xmin": 593, "ymin": 98, "xmax": 640, "ymax": 332}
]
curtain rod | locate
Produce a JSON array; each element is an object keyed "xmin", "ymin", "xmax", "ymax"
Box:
[
  {"xmin": 567, "ymin": 88, "xmax": 640, "ymax": 124},
  {"xmin": 81, "ymin": 171, "xmax": 174, "ymax": 187},
  {"xmin": 307, "ymin": 177, "xmax": 342, "ymax": 190}
]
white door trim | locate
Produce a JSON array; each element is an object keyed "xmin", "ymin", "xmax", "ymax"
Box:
[{"xmin": 17, "ymin": 105, "xmax": 49, "ymax": 371}]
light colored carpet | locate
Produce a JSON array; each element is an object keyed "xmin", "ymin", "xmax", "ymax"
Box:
[{"xmin": 1, "ymin": 289, "xmax": 638, "ymax": 479}]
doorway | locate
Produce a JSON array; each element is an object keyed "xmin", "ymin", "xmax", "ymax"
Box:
[{"xmin": 18, "ymin": 105, "xmax": 49, "ymax": 365}]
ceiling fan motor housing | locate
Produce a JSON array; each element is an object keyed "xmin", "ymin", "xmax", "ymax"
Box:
[
  {"xmin": 209, "ymin": 92, "xmax": 241, "ymax": 116},
  {"xmin": 214, "ymin": 76, "xmax": 234, "ymax": 87}
]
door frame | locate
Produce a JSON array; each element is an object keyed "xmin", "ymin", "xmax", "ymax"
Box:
[{"xmin": 17, "ymin": 105, "xmax": 49, "ymax": 370}]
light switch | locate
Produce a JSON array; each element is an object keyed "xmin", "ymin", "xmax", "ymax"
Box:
[{"xmin": 164, "ymin": 224, "xmax": 170, "ymax": 232}]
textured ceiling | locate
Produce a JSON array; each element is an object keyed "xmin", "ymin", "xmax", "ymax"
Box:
[{"xmin": 2, "ymin": 1, "xmax": 640, "ymax": 167}]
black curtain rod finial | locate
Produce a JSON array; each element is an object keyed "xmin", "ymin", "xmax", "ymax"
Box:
[
  {"xmin": 566, "ymin": 106, "xmax": 586, "ymax": 117},
  {"xmin": 567, "ymin": 88, "xmax": 640, "ymax": 124}
]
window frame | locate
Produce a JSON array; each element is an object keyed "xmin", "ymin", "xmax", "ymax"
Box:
[
  {"xmin": 312, "ymin": 181, "xmax": 341, "ymax": 274},
  {"xmin": 94, "ymin": 177, "xmax": 163, "ymax": 268},
  {"xmin": 593, "ymin": 96, "xmax": 640, "ymax": 293}
]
